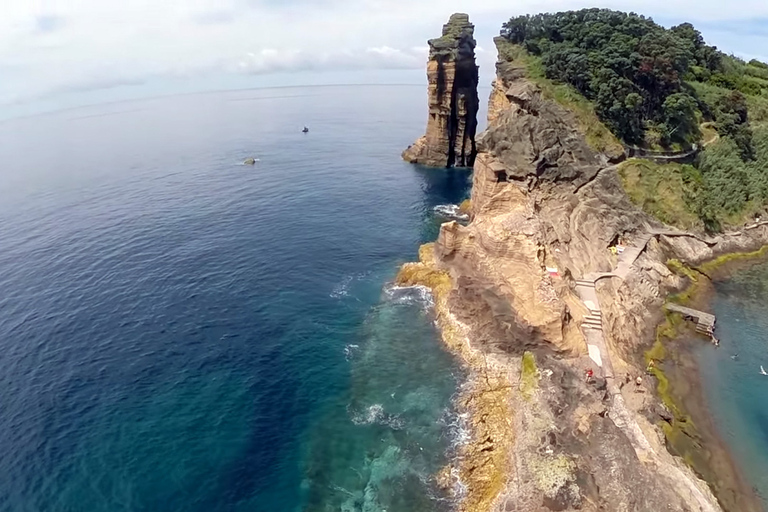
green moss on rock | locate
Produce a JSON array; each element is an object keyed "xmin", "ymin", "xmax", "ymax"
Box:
[{"xmin": 520, "ymin": 351, "xmax": 539, "ymax": 401}]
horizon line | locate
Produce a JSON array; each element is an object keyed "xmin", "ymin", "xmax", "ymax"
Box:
[{"xmin": 1, "ymin": 81, "xmax": 490, "ymax": 125}]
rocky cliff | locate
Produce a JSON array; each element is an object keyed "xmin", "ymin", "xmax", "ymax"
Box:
[
  {"xmin": 399, "ymin": 36, "xmax": 768, "ymax": 512},
  {"xmin": 402, "ymin": 13, "xmax": 479, "ymax": 168}
]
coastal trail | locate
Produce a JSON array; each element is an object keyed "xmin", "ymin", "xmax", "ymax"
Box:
[{"xmin": 574, "ymin": 227, "xmax": 723, "ymax": 511}]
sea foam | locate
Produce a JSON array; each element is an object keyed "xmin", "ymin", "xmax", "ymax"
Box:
[{"xmin": 433, "ymin": 204, "xmax": 469, "ymax": 221}]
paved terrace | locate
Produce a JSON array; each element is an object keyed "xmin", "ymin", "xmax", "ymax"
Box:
[{"xmin": 665, "ymin": 303, "xmax": 716, "ymax": 334}]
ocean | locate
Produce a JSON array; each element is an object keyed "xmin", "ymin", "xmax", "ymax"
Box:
[
  {"xmin": 0, "ymin": 85, "xmax": 486, "ymax": 511},
  {"xmin": 696, "ymin": 260, "xmax": 768, "ymax": 507}
]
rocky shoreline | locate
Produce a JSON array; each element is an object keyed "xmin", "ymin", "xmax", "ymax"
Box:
[
  {"xmin": 649, "ymin": 250, "xmax": 768, "ymax": 512},
  {"xmin": 398, "ymin": 17, "xmax": 768, "ymax": 511},
  {"xmin": 397, "ymin": 244, "xmax": 515, "ymax": 511}
]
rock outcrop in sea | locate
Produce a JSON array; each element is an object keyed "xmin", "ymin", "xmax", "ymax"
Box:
[
  {"xmin": 399, "ymin": 35, "xmax": 768, "ymax": 512},
  {"xmin": 402, "ymin": 13, "xmax": 479, "ymax": 168}
]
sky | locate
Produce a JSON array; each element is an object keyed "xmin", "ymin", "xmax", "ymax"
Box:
[{"xmin": 2, "ymin": 0, "xmax": 768, "ymax": 119}]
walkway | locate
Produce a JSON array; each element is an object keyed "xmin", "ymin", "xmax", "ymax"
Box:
[
  {"xmin": 697, "ymin": 121, "xmax": 722, "ymax": 148},
  {"xmin": 575, "ymin": 227, "xmax": 695, "ymax": 378},
  {"xmin": 572, "ymin": 232, "xmax": 721, "ymax": 510},
  {"xmin": 567, "ymin": 168, "xmax": 750, "ymax": 508},
  {"xmin": 665, "ymin": 304, "xmax": 716, "ymax": 334}
]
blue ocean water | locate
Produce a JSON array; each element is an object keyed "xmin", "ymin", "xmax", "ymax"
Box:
[
  {"xmin": 696, "ymin": 261, "xmax": 768, "ymax": 506},
  {"xmin": 0, "ymin": 86, "xmax": 484, "ymax": 511}
]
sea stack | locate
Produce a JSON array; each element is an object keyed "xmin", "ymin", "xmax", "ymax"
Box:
[{"xmin": 403, "ymin": 13, "xmax": 479, "ymax": 168}]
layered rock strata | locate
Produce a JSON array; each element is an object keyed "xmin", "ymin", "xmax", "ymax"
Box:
[
  {"xmin": 403, "ymin": 13, "xmax": 479, "ymax": 168},
  {"xmin": 399, "ymin": 37, "xmax": 768, "ymax": 511}
]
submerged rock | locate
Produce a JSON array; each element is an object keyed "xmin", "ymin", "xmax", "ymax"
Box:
[{"xmin": 403, "ymin": 13, "xmax": 479, "ymax": 168}]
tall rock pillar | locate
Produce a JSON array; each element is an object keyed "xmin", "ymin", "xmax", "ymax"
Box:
[{"xmin": 403, "ymin": 13, "xmax": 479, "ymax": 168}]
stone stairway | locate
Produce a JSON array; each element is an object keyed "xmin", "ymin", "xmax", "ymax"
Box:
[{"xmin": 582, "ymin": 310, "xmax": 603, "ymax": 330}]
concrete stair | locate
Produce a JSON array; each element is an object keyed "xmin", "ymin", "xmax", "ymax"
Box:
[{"xmin": 582, "ymin": 311, "xmax": 603, "ymax": 331}]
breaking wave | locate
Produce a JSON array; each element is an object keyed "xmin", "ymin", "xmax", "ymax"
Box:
[
  {"xmin": 330, "ymin": 275, "xmax": 353, "ymax": 298},
  {"xmin": 383, "ymin": 284, "xmax": 434, "ymax": 308},
  {"xmin": 343, "ymin": 343, "xmax": 360, "ymax": 361},
  {"xmin": 330, "ymin": 271, "xmax": 372, "ymax": 299},
  {"xmin": 348, "ymin": 404, "xmax": 405, "ymax": 430},
  {"xmin": 433, "ymin": 204, "xmax": 469, "ymax": 221}
]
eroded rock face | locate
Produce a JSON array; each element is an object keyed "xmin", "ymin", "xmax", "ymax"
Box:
[
  {"xmin": 437, "ymin": 37, "xmax": 653, "ymax": 357},
  {"xmin": 420, "ymin": 37, "xmax": 757, "ymax": 512},
  {"xmin": 402, "ymin": 13, "xmax": 479, "ymax": 168}
]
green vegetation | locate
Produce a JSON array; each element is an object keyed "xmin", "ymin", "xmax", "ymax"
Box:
[
  {"xmin": 520, "ymin": 351, "xmax": 539, "ymax": 401},
  {"xmin": 618, "ymin": 160, "xmax": 703, "ymax": 229},
  {"xmin": 619, "ymin": 127, "xmax": 768, "ymax": 230},
  {"xmin": 644, "ymin": 261, "xmax": 705, "ymax": 461},
  {"xmin": 665, "ymin": 258, "xmax": 705, "ymax": 303},
  {"xmin": 501, "ymin": 10, "xmax": 766, "ymax": 148},
  {"xmin": 496, "ymin": 39, "xmax": 623, "ymax": 155},
  {"xmin": 698, "ymin": 245, "xmax": 768, "ymax": 274},
  {"xmin": 644, "ymin": 311, "xmax": 692, "ymax": 426},
  {"xmin": 500, "ymin": 9, "xmax": 768, "ymax": 230}
]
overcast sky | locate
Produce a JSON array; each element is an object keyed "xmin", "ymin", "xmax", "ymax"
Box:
[{"xmin": 2, "ymin": 0, "xmax": 767, "ymax": 117}]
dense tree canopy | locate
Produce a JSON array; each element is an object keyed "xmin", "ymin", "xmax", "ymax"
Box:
[
  {"xmin": 500, "ymin": 9, "xmax": 766, "ymax": 150},
  {"xmin": 502, "ymin": 9, "xmax": 768, "ymax": 230}
]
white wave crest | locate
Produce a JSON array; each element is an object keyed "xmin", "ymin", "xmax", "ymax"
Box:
[
  {"xmin": 349, "ymin": 403, "xmax": 405, "ymax": 430},
  {"xmin": 450, "ymin": 466, "xmax": 468, "ymax": 500},
  {"xmin": 439, "ymin": 406, "xmax": 471, "ymax": 452},
  {"xmin": 384, "ymin": 284, "xmax": 434, "ymax": 308},
  {"xmin": 344, "ymin": 343, "xmax": 360, "ymax": 361},
  {"xmin": 330, "ymin": 271, "xmax": 372, "ymax": 299},
  {"xmin": 330, "ymin": 275, "xmax": 353, "ymax": 298},
  {"xmin": 433, "ymin": 204, "xmax": 469, "ymax": 221},
  {"xmin": 435, "ymin": 406, "xmax": 471, "ymax": 503}
]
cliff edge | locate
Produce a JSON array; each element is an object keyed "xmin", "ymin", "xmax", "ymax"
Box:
[
  {"xmin": 400, "ymin": 36, "xmax": 768, "ymax": 512},
  {"xmin": 402, "ymin": 13, "xmax": 479, "ymax": 168}
]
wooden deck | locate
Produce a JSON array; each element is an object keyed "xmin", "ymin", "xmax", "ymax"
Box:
[{"xmin": 665, "ymin": 303, "xmax": 716, "ymax": 334}]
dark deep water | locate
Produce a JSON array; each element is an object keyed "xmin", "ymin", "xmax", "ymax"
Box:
[
  {"xmin": 696, "ymin": 260, "xmax": 768, "ymax": 508},
  {"xmin": 0, "ymin": 86, "xmax": 484, "ymax": 511}
]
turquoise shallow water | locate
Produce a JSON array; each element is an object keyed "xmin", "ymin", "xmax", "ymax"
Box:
[
  {"xmin": 696, "ymin": 261, "xmax": 768, "ymax": 507},
  {"xmin": 0, "ymin": 86, "xmax": 484, "ymax": 511}
]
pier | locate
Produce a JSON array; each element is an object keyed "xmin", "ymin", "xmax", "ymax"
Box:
[{"xmin": 664, "ymin": 303, "xmax": 716, "ymax": 334}]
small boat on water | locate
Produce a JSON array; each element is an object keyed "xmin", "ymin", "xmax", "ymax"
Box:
[
  {"xmin": 302, "ymin": 126, "xmax": 309, "ymax": 133},
  {"xmin": 761, "ymin": 365, "xmax": 767, "ymax": 376}
]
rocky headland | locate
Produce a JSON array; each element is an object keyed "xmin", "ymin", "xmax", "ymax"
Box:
[
  {"xmin": 399, "ymin": 28, "xmax": 768, "ymax": 512},
  {"xmin": 402, "ymin": 13, "xmax": 479, "ymax": 168}
]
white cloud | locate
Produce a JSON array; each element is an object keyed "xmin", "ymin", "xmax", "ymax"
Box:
[
  {"xmin": 231, "ymin": 45, "xmax": 426, "ymax": 76},
  {"xmin": 0, "ymin": 0, "xmax": 766, "ymax": 108}
]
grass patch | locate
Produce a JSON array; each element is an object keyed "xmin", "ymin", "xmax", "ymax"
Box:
[
  {"xmin": 496, "ymin": 39, "xmax": 623, "ymax": 156},
  {"xmin": 520, "ymin": 351, "xmax": 539, "ymax": 401},
  {"xmin": 618, "ymin": 160, "xmax": 704, "ymax": 230},
  {"xmin": 700, "ymin": 122, "xmax": 718, "ymax": 145}
]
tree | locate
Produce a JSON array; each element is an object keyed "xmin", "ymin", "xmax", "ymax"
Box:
[
  {"xmin": 663, "ymin": 93, "xmax": 699, "ymax": 143},
  {"xmin": 501, "ymin": 9, "xmax": 707, "ymax": 147},
  {"xmin": 714, "ymin": 91, "xmax": 754, "ymax": 160}
]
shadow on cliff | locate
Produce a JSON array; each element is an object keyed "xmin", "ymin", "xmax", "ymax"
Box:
[{"xmin": 450, "ymin": 273, "xmax": 568, "ymax": 356}]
